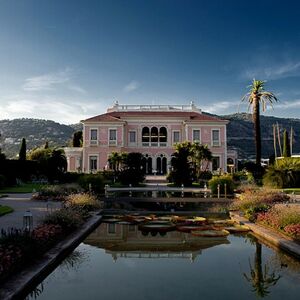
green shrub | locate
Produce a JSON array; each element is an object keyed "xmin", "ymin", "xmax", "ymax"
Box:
[
  {"xmin": 43, "ymin": 208, "xmax": 84, "ymax": 231},
  {"xmin": 78, "ymin": 174, "xmax": 104, "ymax": 194},
  {"xmin": 65, "ymin": 193, "xmax": 100, "ymax": 211},
  {"xmin": 208, "ymin": 175, "xmax": 235, "ymax": 195},
  {"xmin": 34, "ymin": 184, "xmax": 82, "ymax": 200},
  {"xmin": 263, "ymin": 157, "xmax": 300, "ymax": 188},
  {"xmin": 118, "ymin": 168, "xmax": 144, "ymax": 186}
]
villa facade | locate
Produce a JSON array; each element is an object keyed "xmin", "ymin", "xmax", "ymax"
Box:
[{"xmin": 65, "ymin": 102, "xmax": 235, "ymax": 174}]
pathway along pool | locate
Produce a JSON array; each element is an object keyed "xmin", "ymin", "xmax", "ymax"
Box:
[{"xmin": 26, "ymin": 223, "xmax": 300, "ymax": 300}]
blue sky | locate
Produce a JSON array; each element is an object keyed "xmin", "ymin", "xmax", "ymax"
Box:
[{"xmin": 1, "ymin": 0, "xmax": 300, "ymax": 123}]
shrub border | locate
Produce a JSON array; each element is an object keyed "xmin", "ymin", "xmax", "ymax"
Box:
[
  {"xmin": 0, "ymin": 213, "xmax": 102, "ymax": 300},
  {"xmin": 230, "ymin": 212, "xmax": 300, "ymax": 259}
]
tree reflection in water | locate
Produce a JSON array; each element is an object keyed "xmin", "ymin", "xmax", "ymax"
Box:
[
  {"xmin": 243, "ymin": 236, "xmax": 281, "ymax": 298},
  {"xmin": 26, "ymin": 250, "xmax": 87, "ymax": 300}
]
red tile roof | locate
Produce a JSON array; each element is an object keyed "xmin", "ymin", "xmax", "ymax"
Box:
[{"xmin": 83, "ymin": 111, "xmax": 227, "ymax": 123}]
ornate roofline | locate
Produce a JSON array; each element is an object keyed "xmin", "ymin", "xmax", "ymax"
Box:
[{"xmin": 107, "ymin": 101, "xmax": 201, "ymax": 113}]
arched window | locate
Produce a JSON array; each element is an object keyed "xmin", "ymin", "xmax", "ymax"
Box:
[
  {"xmin": 159, "ymin": 127, "xmax": 167, "ymax": 145},
  {"xmin": 142, "ymin": 127, "xmax": 150, "ymax": 145},
  {"xmin": 150, "ymin": 127, "xmax": 158, "ymax": 145}
]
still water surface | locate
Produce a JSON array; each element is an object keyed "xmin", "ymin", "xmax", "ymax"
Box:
[{"xmin": 27, "ymin": 223, "xmax": 300, "ymax": 300}]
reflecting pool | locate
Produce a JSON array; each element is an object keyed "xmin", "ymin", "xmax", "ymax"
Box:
[{"xmin": 26, "ymin": 223, "xmax": 300, "ymax": 300}]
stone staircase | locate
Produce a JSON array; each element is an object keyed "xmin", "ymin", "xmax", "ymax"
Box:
[{"xmin": 145, "ymin": 175, "xmax": 168, "ymax": 185}]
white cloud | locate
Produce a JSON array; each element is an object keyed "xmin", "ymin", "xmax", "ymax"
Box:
[
  {"xmin": 243, "ymin": 61, "xmax": 300, "ymax": 80},
  {"xmin": 22, "ymin": 68, "xmax": 72, "ymax": 91},
  {"xmin": 276, "ymin": 99, "xmax": 300, "ymax": 109},
  {"xmin": 68, "ymin": 85, "xmax": 87, "ymax": 94},
  {"xmin": 124, "ymin": 80, "xmax": 139, "ymax": 92},
  {"xmin": 202, "ymin": 100, "xmax": 239, "ymax": 114},
  {"xmin": 0, "ymin": 95, "xmax": 106, "ymax": 124}
]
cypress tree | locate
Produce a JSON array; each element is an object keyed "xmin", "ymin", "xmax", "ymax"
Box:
[
  {"xmin": 72, "ymin": 131, "xmax": 83, "ymax": 147},
  {"xmin": 19, "ymin": 138, "xmax": 27, "ymax": 160},
  {"xmin": 282, "ymin": 129, "xmax": 291, "ymax": 157}
]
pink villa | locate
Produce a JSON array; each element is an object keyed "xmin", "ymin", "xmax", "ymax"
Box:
[{"xmin": 65, "ymin": 102, "xmax": 237, "ymax": 174}]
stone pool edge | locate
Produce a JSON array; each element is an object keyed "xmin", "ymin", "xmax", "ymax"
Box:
[
  {"xmin": 230, "ymin": 212, "xmax": 300, "ymax": 259},
  {"xmin": 0, "ymin": 213, "xmax": 103, "ymax": 300}
]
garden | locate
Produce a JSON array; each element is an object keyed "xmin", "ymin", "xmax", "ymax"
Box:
[{"xmin": 0, "ymin": 192, "xmax": 100, "ymax": 283}]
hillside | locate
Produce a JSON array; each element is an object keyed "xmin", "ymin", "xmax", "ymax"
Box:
[
  {"xmin": 0, "ymin": 119, "xmax": 76, "ymax": 158},
  {"xmin": 0, "ymin": 114, "xmax": 299, "ymax": 159},
  {"xmin": 222, "ymin": 113, "xmax": 300, "ymax": 158}
]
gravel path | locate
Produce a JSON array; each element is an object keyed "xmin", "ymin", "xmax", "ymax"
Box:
[{"xmin": 0, "ymin": 194, "xmax": 62, "ymax": 230}]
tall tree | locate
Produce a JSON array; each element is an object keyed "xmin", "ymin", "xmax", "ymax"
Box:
[
  {"xmin": 191, "ymin": 142, "xmax": 212, "ymax": 180},
  {"xmin": 282, "ymin": 129, "xmax": 291, "ymax": 158},
  {"xmin": 242, "ymin": 80, "xmax": 278, "ymax": 166},
  {"xmin": 19, "ymin": 138, "xmax": 27, "ymax": 161},
  {"xmin": 72, "ymin": 131, "xmax": 83, "ymax": 147},
  {"xmin": 169, "ymin": 141, "xmax": 194, "ymax": 186}
]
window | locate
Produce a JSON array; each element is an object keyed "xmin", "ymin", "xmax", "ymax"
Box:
[
  {"xmin": 212, "ymin": 129, "xmax": 220, "ymax": 147},
  {"xmin": 108, "ymin": 223, "xmax": 116, "ymax": 234},
  {"xmin": 193, "ymin": 129, "xmax": 200, "ymax": 142},
  {"xmin": 212, "ymin": 156, "xmax": 220, "ymax": 171},
  {"xmin": 142, "ymin": 126, "xmax": 167, "ymax": 147},
  {"xmin": 129, "ymin": 131, "xmax": 136, "ymax": 143},
  {"xmin": 90, "ymin": 129, "xmax": 98, "ymax": 145},
  {"xmin": 173, "ymin": 131, "xmax": 180, "ymax": 144},
  {"xmin": 150, "ymin": 127, "xmax": 158, "ymax": 146},
  {"xmin": 89, "ymin": 156, "xmax": 97, "ymax": 172},
  {"xmin": 159, "ymin": 127, "xmax": 167, "ymax": 146},
  {"xmin": 109, "ymin": 129, "xmax": 117, "ymax": 145},
  {"xmin": 142, "ymin": 127, "xmax": 150, "ymax": 146}
]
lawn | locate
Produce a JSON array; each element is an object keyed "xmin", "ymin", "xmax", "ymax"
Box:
[
  {"xmin": 0, "ymin": 205, "xmax": 14, "ymax": 216},
  {"xmin": 0, "ymin": 183, "xmax": 44, "ymax": 193}
]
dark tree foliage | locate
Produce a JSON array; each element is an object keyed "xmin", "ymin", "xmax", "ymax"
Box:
[
  {"xmin": 118, "ymin": 152, "xmax": 144, "ymax": 185},
  {"xmin": 47, "ymin": 149, "xmax": 67, "ymax": 182},
  {"xmin": 72, "ymin": 131, "xmax": 83, "ymax": 147},
  {"xmin": 19, "ymin": 138, "xmax": 26, "ymax": 161},
  {"xmin": 168, "ymin": 142, "xmax": 194, "ymax": 186},
  {"xmin": 28, "ymin": 147, "xmax": 67, "ymax": 182},
  {"xmin": 282, "ymin": 129, "xmax": 291, "ymax": 158}
]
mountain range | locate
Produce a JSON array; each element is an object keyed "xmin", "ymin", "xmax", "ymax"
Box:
[{"xmin": 0, "ymin": 113, "xmax": 299, "ymax": 159}]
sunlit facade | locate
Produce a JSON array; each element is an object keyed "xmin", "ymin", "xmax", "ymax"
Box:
[{"xmin": 65, "ymin": 102, "xmax": 235, "ymax": 174}]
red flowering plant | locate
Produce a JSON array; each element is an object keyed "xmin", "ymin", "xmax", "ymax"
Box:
[
  {"xmin": 231, "ymin": 189, "xmax": 290, "ymax": 221},
  {"xmin": 284, "ymin": 224, "xmax": 300, "ymax": 239},
  {"xmin": 0, "ymin": 244, "xmax": 23, "ymax": 280},
  {"xmin": 32, "ymin": 224, "xmax": 63, "ymax": 250},
  {"xmin": 256, "ymin": 205, "xmax": 300, "ymax": 240}
]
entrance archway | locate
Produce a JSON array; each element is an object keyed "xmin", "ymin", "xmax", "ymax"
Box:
[
  {"xmin": 142, "ymin": 154, "xmax": 153, "ymax": 174},
  {"xmin": 156, "ymin": 154, "xmax": 167, "ymax": 175}
]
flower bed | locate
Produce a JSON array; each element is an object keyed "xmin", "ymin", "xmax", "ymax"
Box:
[
  {"xmin": 32, "ymin": 184, "xmax": 82, "ymax": 201},
  {"xmin": 0, "ymin": 193, "xmax": 98, "ymax": 283},
  {"xmin": 231, "ymin": 189, "xmax": 289, "ymax": 221},
  {"xmin": 256, "ymin": 206, "xmax": 300, "ymax": 241}
]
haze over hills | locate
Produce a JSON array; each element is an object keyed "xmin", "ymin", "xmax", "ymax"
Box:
[{"xmin": 0, "ymin": 113, "xmax": 299, "ymax": 159}]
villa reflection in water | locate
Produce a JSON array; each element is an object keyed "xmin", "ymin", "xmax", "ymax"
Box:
[{"xmin": 84, "ymin": 223, "xmax": 230, "ymax": 262}]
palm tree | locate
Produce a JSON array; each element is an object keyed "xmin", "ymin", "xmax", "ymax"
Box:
[
  {"xmin": 191, "ymin": 142, "xmax": 212, "ymax": 180},
  {"xmin": 242, "ymin": 79, "xmax": 278, "ymax": 165}
]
